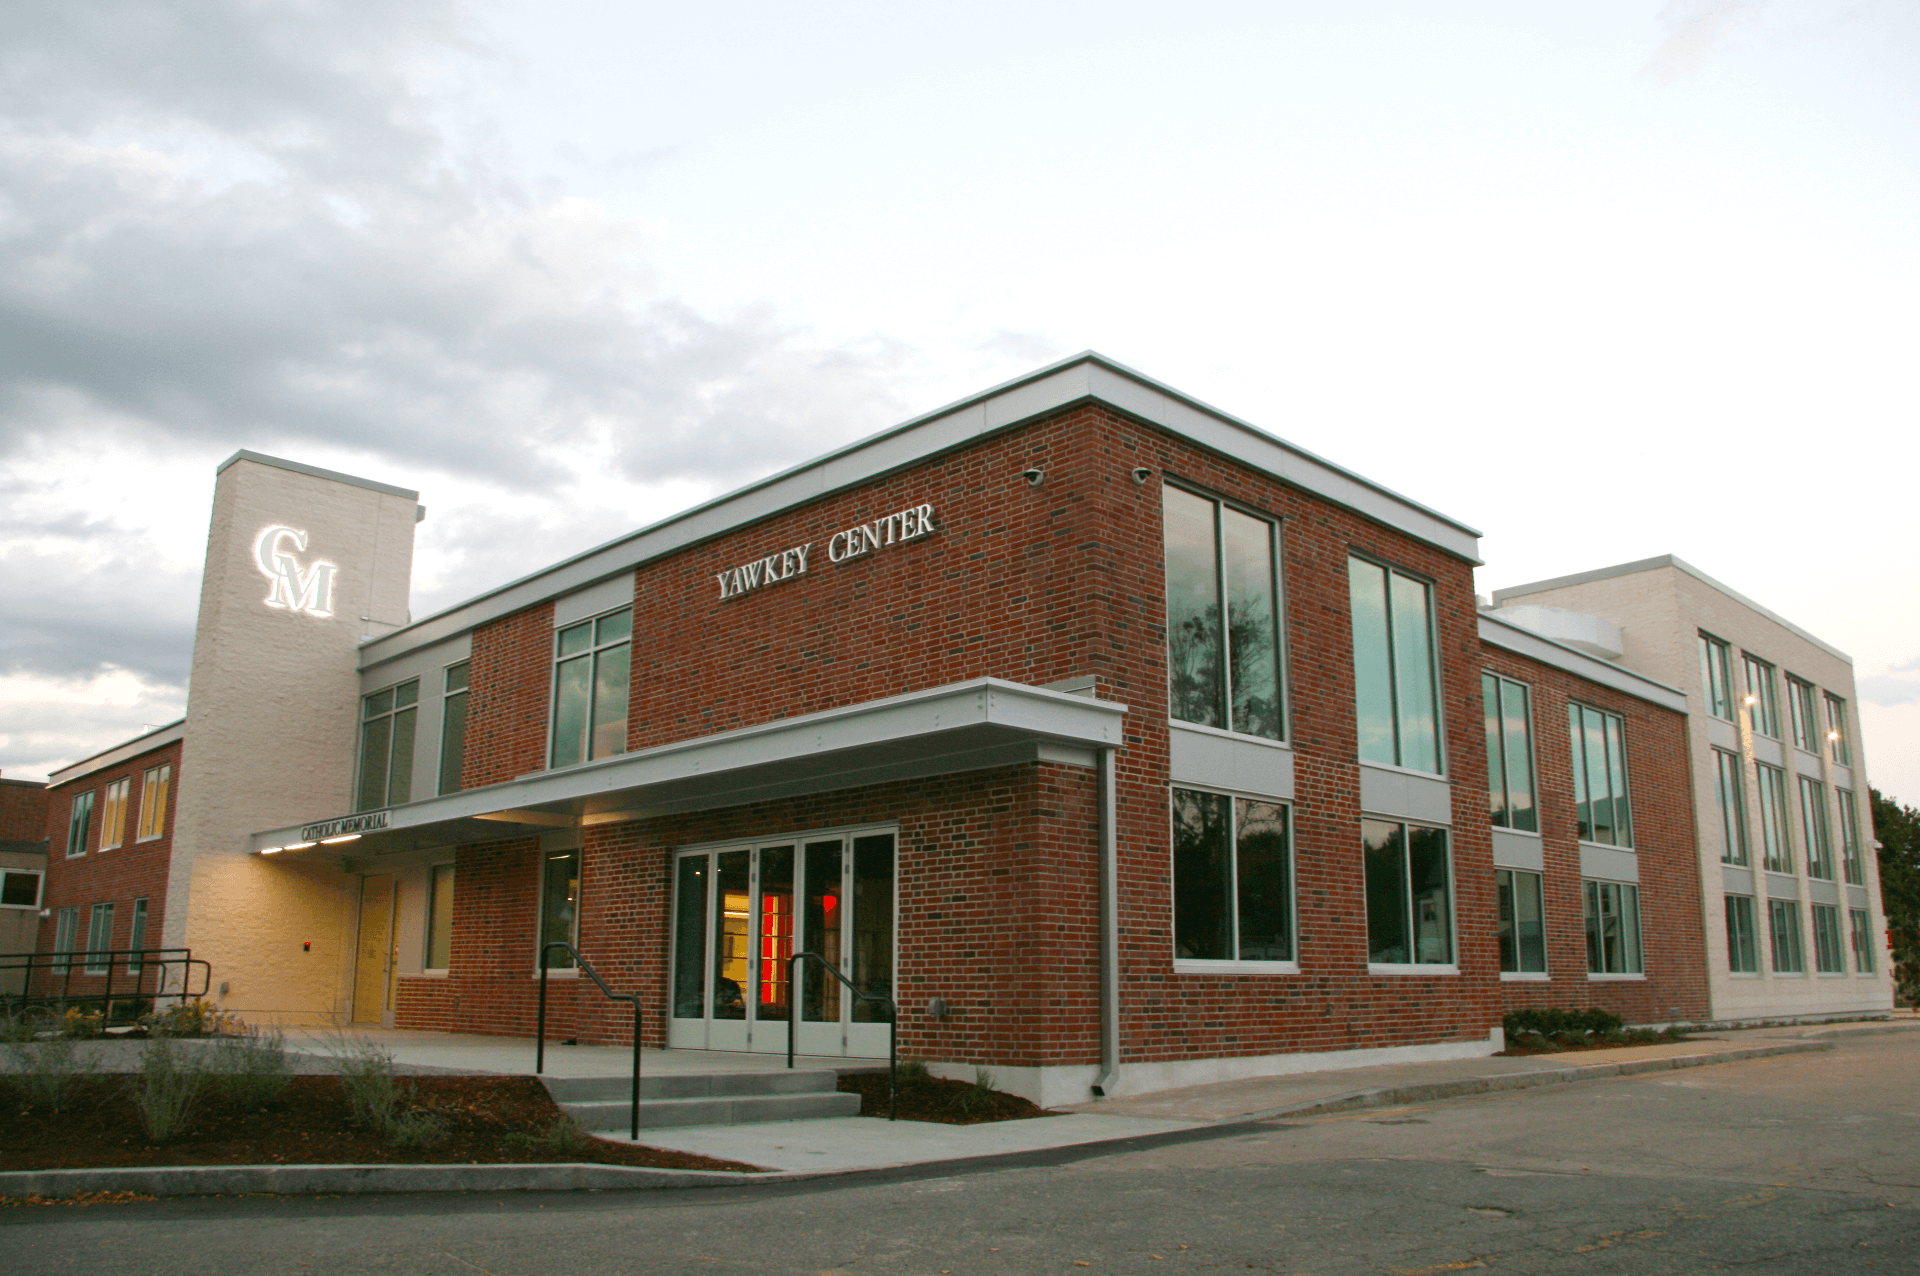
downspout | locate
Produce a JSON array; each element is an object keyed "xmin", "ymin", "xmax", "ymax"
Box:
[{"xmin": 1092, "ymin": 745, "xmax": 1121, "ymax": 1098}]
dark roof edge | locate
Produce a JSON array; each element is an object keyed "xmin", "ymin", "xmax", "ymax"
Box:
[{"xmin": 47, "ymin": 719, "xmax": 188, "ymax": 787}]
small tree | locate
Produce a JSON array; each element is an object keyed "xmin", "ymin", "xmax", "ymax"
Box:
[{"xmin": 1871, "ymin": 788, "xmax": 1920, "ymax": 1004}]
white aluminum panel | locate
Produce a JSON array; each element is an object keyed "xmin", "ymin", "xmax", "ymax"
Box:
[
  {"xmin": 1358, "ymin": 764, "xmax": 1453, "ymax": 825},
  {"xmin": 1766, "ymin": 872, "xmax": 1800, "ymax": 900},
  {"xmin": 1167, "ymin": 724, "xmax": 1295, "ymax": 801},
  {"xmin": 1722, "ymin": 865, "xmax": 1755, "ymax": 896},
  {"xmin": 1751, "ymin": 735, "xmax": 1785, "ymax": 768},
  {"xmin": 1807, "ymin": 879, "xmax": 1840, "ymax": 906},
  {"xmin": 553, "ymin": 573, "xmax": 636, "ymax": 628},
  {"xmin": 1579, "ymin": 843, "xmax": 1639, "ymax": 883},
  {"xmin": 1707, "ymin": 718, "xmax": 1739, "ymax": 750},
  {"xmin": 1491, "ymin": 829, "xmax": 1544, "ymax": 871}
]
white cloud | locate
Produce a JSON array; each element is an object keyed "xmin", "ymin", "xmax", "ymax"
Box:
[{"xmin": 1860, "ymin": 673, "xmax": 1920, "ymax": 709}]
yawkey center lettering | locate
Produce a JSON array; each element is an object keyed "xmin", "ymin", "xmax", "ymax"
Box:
[{"xmin": 713, "ymin": 502, "xmax": 936, "ymax": 600}]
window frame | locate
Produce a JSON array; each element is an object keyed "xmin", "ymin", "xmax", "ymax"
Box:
[
  {"xmin": 1725, "ymin": 894, "xmax": 1760, "ymax": 974},
  {"xmin": 1768, "ymin": 898, "xmax": 1805, "ymax": 974},
  {"xmin": 1169, "ymin": 786, "xmax": 1298, "ymax": 973},
  {"xmin": 1583, "ymin": 879, "xmax": 1644, "ymax": 977},
  {"xmin": 438, "ymin": 660, "xmax": 470, "ymax": 796},
  {"xmin": 1810, "ymin": 903, "xmax": 1846, "ymax": 974},
  {"xmin": 1161, "ymin": 481, "xmax": 1291, "ymax": 744},
  {"xmin": 1698, "ymin": 632, "xmax": 1734, "ymax": 720},
  {"xmin": 98, "ymin": 777, "xmax": 129, "ymax": 851},
  {"xmin": 1798, "ymin": 775, "xmax": 1834, "ymax": 880},
  {"xmin": 1495, "ymin": 867, "xmax": 1548, "ymax": 976},
  {"xmin": 1849, "ymin": 908, "xmax": 1876, "ymax": 974},
  {"xmin": 1567, "ymin": 702, "xmax": 1633, "ymax": 849},
  {"xmin": 1711, "ymin": 747, "xmax": 1748, "ymax": 865},
  {"xmin": 84, "ymin": 902, "xmax": 114, "ymax": 975},
  {"xmin": 1363, "ymin": 818, "xmax": 1457, "ymax": 973},
  {"xmin": 127, "ymin": 897, "xmax": 149, "ymax": 976},
  {"xmin": 1837, "ymin": 789, "xmax": 1865, "ymax": 886},
  {"xmin": 1754, "ymin": 761, "xmax": 1794, "ymax": 874},
  {"xmin": 424, "ymin": 861, "xmax": 456, "ymax": 973},
  {"xmin": 1349, "ymin": 555, "xmax": 1445, "ymax": 776},
  {"xmin": 1481, "ymin": 672, "xmax": 1538, "ymax": 833},
  {"xmin": 356, "ymin": 677, "xmax": 420, "ymax": 812},
  {"xmin": 1824, "ymin": 693, "xmax": 1852, "ymax": 765},
  {"xmin": 1785, "ymin": 674, "xmax": 1819, "ymax": 752},
  {"xmin": 0, "ymin": 870, "xmax": 43, "ymax": 910},
  {"xmin": 1740, "ymin": 652, "xmax": 1780, "ymax": 738},
  {"xmin": 136, "ymin": 764, "xmax": 171, "ymax": 841},
  {"xmin": 65, "ymin": 791, "xmax": 94, "ymax": 858},
  {"xmin": 53, "ymin": 906, "xmax": 79, "ymax": 974},
  {"xmin": 548, "ymin": 608, "xmax": 633, "ymax": 770},
  {"xmin": 537, "ymin": 847, "xmax": 582, "ymax": 972}
]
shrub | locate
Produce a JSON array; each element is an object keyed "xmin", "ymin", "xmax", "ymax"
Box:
[
  {"xmin": 209, "ymin": 1027, "xmax": 293, "ymax": 1110},
  {"xmin": 129, "ymin": 1036, "xmax": 206, "ymax": 1143},
  {"xmin": 335, "ymin": 1039, "xmax": 401, "ymax": 1133},
  {"xmin": 895, "ymin": 1057, "xmax": 931, "ymax": 1084},
  {"xmin": 1503, "ymin": 1007, "xmax": 1624, "ymax": 1040},
  {"xmin": 385, "ymin": 1108, "xmax": 449, "ymax": 1149},
  {"xmin": 60, "ymin": 1006, "xmax": 105, "ymax": 1039},
  {"xmin": 141, "ymin": 999, "xmax": 239, "ymax": 1039},
  {"xmin": 505, "ymin": 1117, "xmax": 588, "ymax": 1157},
  {"xmin": 4, "ymin": 1035, "xmax": 97, "ymax": 1113},
  {"xmin": 950, "ymin": 1067, "xmax": 998, "ymax": 1115},
  {"xmin": 0, "ymin": 1013, "xmax": 38, "ymax": 1044}
]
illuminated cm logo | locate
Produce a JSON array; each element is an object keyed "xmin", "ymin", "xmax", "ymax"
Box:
[{"xmin": 253, "ymin": 525, "xmax": 337, "ymax": 618}]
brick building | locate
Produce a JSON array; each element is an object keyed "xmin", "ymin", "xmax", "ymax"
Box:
[
  {"xmin": 1, "ymin": 776, "xmax": 51, "ymax": 994},
  {"xmin": 28, "ymin": 355, "xmax": 1884, "ymax": 1102}
]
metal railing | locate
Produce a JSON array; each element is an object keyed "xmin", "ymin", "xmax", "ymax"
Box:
[
  {"xmin": 535, "ymin": 941, "xmax": 643, "ymax": 1141},
  {"xmin": 785, "ymin": 950, "xmax": 897, "ymax": 1121},
  {"xmin": 0, "ymin": 947, "xmax": 211, "ymax": 1023}
]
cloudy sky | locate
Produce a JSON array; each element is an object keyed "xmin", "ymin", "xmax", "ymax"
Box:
[{"xmin": 3, "ymin": 0, "xmax": 1916, "ymax": 800}]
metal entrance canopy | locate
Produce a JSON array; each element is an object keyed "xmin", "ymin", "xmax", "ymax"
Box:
[{"xmin": 251, "ymin": 677, "xmax": 1126, "ymax": 857}]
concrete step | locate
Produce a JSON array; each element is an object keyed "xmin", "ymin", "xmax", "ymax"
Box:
[
  {"xmin": 539, "ymin": 1066, "xmax": 864, "ymax": 1131},
  {"xmin": 559, "ymin": 1088, "xmax": 864, "ymax": 1131}
]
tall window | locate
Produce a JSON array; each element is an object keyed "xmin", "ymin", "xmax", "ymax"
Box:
[
  {"xmin": 357, "ymin": 679, "xmax": 419, "ymax": 810},
  {"xmin": 1725, "ymin": 895, "xmax": 1759, "ymax": 973},
  {"xmin": 1363, "ymin": 820, "xmax": 1452, "ymax": 966},
  {"xmin": 1849, "ymin": 909, "xmax": 1876, "ymax": 973},
  {"xmin": 127, "ymin": 898, "xmax": 148, "ymax": 976},
  {"xmin": 1837, "ymin": 789, "xmax": 1864, "ymax": 885},
  {"xmin": 1786, "ymin": 675, "xmax": 1818, "ymax": 751},
  {"xmin": 53, "ymin": 906, "xmax": 79, "ymax": 973},
  {"xmin": 1798, "ymin": 776, "xmax": 1833, "ymax": 880},
  {"xmin": 1482, "ymin": 674, "xmax": 1536, "ymax": 831},
  {"xmin": 1495, "ymin": 868, "xmax": 1546, "ymax": 973},
  {"xmin": 99, "ymin": 778, "xmax": 129, "ymax": 850},
  {"xmin": 1584, "ymin": 881, "xmax": 1643, "ymax": 974},
  {"xmin": 1349, "ymin": 559, "xmax": 1440, "ymax": 773},
  {"xmin": 540, "ymin": 848, "xmax": 581, "ymax": 968},
  {"xmin": 66, "ymin": 791, "xmax": 94, "ymax": 858},
  {"xmin": 438, "ymin": 661, "xmax": 470, "ymax": 796},
  {"xmin": 426, "ymin": 863, "xmax": 455, "ymax": 970},
  {"xmin": 1171, "ymin": 790, "xmax": 1294, "ymax": 962},
  {"xmin": 552, "ymin": 610, "xmax": 631, "ymax": 768},
  {"xmin": 1698, "ymin": 633, "xmax": 1734, "ymax": 720},
  {"xmin": 84, "ymin": 902, "xmax": 114, "ymax": 974},
  {"xmin": 1741, "ymin": 653, "xmax": 1779, "ymax": 738},
  {"xmin": 136, "ymin": 764, "xmax": 171, "ymax": 840},
  {"xmin": 1568, "ymin": 704, "xmax": 1632, "ymax": 847},
  {"xmin": 1768, "ymin": 899, "xmax": 1804, "ymax": 973},
  {"xmin": 1824, "ymin": 693, "xmax": 1852, "ymax": 765},
  {"xmin": 1810, "ymin": 904, "xmax": 1845, "ymax": 974},
  {"xmin": 1712, "ymin": 748, "xmax": 1748, "ymax": 865},
  {"xmin": 1164, "ymin": 487, "xmax": 1286, "ymax": 740},
  {"xmin": 1754, "ymin": 762, "xmax": 1793, "ymax": 873}
]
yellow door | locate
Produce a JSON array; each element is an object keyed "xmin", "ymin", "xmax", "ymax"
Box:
[{"xmin": 352, "ymin": 874, "xmax": 395, "ymax": 1024}]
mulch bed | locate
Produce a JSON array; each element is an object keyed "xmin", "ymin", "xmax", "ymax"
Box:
[
  {"xmin": 1498, "ymin": 1034, "xmax": 1697, "ymax": 1057},
  {"xmin": 0, "ymin": 1075, "xmax": 763, "ymax": 1174},
  {"xmin": 837, "ymin": 1071, "xmax": 1052, "ymax": 1123}
]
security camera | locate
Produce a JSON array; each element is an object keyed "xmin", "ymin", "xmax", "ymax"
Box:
[
  {"xmin": 1023, "ymin": 469, "xmax": 1045, "ymax": 486},
  {"xmin": 1132, "ymin": 467, "xmax": 1154, "ymax": 484}
]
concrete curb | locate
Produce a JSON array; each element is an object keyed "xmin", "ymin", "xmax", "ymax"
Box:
[
  {"xmin": 0, "ymin": 1040, "xmax": 1839, "ymax": 1201},
  {"xmin": 1234, "ymin": 1041, "xmax": 1835, "ymax": 1122}
]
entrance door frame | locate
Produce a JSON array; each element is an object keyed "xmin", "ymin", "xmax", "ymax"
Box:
[
  {"xmin": 668, "ymin": 821, "xmax": 898, "ymax": 1058},
  {"xmin": 351, "ymin": 873, "xmax": 397, "ymax": 1026}
]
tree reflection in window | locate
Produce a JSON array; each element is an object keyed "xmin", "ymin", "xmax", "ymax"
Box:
[{"xmin": 1164, "ymin": 485, "xmax": 1285, "ymax": 740}]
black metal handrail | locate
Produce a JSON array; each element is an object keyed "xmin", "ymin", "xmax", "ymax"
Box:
[
  {"xmin": 535, "ymin": 941, "xmax": 643, "ymax": 1141},
  {"xmin": 785, "ymin": 950, "xmax": 897, "ymax": 1121},
  {"xmin": 0, "ymin": 947, "xmax": 211, "ymax": 1022}
]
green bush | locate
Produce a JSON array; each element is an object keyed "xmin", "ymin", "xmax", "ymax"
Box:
[
  {"xmin": 1503, "ymin": 1007, "xmax": 1625, "ymax": 1039},
  {"xmin": 129, "ymin": 1036, "xmax": 207, "ymax": 1143},
  {"xmin": 505, "ymin": 1117, "xmax": 587, "ymax": 1157},
  {"xmin": 209, "ymin": 1027, "xmax": 293, "ymax": 1110},
  {"xmin": 335, "ymin": 1039, "xmax": 401, "ymax": 1132},
  {"xmin": 950, "ymin": 1067, "xmax": 998, "ymax": 1115}
]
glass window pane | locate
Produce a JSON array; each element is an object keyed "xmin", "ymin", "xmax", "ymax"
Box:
[
  {"xmin": 1714, "ymin": 749, "xmax": 1747, "ymax": 864},
  {"xmin": 127, "ymin": 898, "xmax": 148, "ymax": 975},
  {"xmin": 590, "ymin": 643, "xmax": 630, "ymax": 760},
  {"xmin": 1222, "ymin": 509, "xmax": 1283, "ymax": 740},
  {"xmin": 1349, "ymin": 560, "xmax": 1395, "ymax": 765},
  {"xmin": 541, "ymin": 851, "xmax": 580, "ymax": 968},
  {"xmin": 357, "ymin": 715, "xmax": 391, "ymax": 811},
  {"xmin": 1363, "ymin": 819, "xmax": 1410, "ymax": 964},
  {"xmin": 712, "ymin": 850, "xmax": 749, "ymax": 1016},
  {"xmin": 1515, "ymin": 870, "xmax": 1546, "ymax": 972},
  {"xmin": 1389, "ymin": 573, "xmax": 1439, "ymax": 773},
  {"xmin": 1408, "ymin": 826, "xmax": 1451, "ymax": 964},
  {"xmin": 445, "ymin": 661, "xmax": 469, "ymax": 693},
  {"xmin": 438, "ymin": 691, "xmax": 468, "ymax": 796},
  {"xmin": 393, "ymin": 679, "xmax": 418, "ymax": 709},
  {"xmin": 1584, "ymin": 709, "xmax": 1613, "ymax": 845},
  {"xmin": 386, "ymin": 706, "xmax": 416, "ymax": 806},
  {"xmin": 1726, "ymin": 895, "xmax": 1757, "ymax": 972},
  {"xmin": 1619, "ymin": 883, "xmax": 1642, "ymax": 973},
  {"xmin": 1502, "ymin": 681, "xmax": 1535, "ymax": 832},
  {"xmin": 755, "ymin": 845, "xmax": 795, "ymax": 1020},
  {"xmin": 1850, "ymin": 909, "xmax": 1875, "ymax": 973},
  {"xmin": 557, "ymin": 621, "xmax": 592, "ymax": 657},
  {"xmin": 1567, "ymin": 708, "xmax": 1591, "ymax": 841},
  {"xmin": 672, "ymin": 856, "xmax": 709, "ymax": 1019},
  {"xmin": 802, "ymin": 840, "xmax": 844, "ymax": 1022},
  {"xmin": 1165, "ymin": 487, "xmax": 1225, "ymax": 729},
  {"xmin": 1483, "ymin": 675, "xmax": 1507, "ymax": 827},
  {"xmin": 426, "ymin": 864, "xmax": 454, "ymax": 969},
  {"xmin": 1172, "ymin": 789, "xmax": 1232, "ymax": 960},
  {"xmin": 364, "ymin": 688, "xmax": 394, "ymax": 719},
  {"xmin": 1604, "ymin": 713, "xmax": 1630, "ymax": 847},
  {"xmin": 595, "ymin": 610, "xmax": 632, "ymax": 645},
  {"xmin": 551, "ymin": 655, "xmax": 592, "ymax": 768},
  {"xmin": 851, "ymin": 834, "xmax": 894, "ymax": 1022},
  {"xmin": 1234, "ymin": 799, "xmax": 1291, "ymax": 961}
]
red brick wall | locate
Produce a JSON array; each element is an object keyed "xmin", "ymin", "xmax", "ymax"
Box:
[
  {"xmin": 33, "ymin": 741, "xmax": 180, "ymax": 998},
  {"xmin": 421, "ymin": 403, "xmax": 1521, "ymax": 1065},
  {"xmin": 0, "ymin": 778, "xmax": 49, "ymax": 843},
  {"xmin": 1479, "ymin": 644, "xmax": 1709, "ymax": 1025}
]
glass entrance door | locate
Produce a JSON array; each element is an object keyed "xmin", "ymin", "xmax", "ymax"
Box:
[{"xmin": 669, "ymin": 829, "xmax": 895, "ymax": 1057}]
